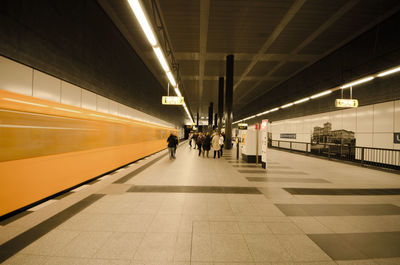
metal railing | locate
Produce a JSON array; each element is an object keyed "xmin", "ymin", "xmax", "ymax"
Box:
[{"xmin": 270, "ymin": 140, "xmax": 400, "ymax": 170}]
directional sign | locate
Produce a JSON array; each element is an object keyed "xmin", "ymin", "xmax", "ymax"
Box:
[
  {"xmin": 238, "ymin": 123, "xmax": 248, "ymax": 130},
  {"xmin": 162, "ymin": 96, "xmax": 184, "ymax": 105},
  {"xmin": 335, "ymin": 99, "xmax": 358, "ymax": 108}
]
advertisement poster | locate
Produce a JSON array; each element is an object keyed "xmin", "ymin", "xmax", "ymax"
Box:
[{"xmin": 261, "ymin": 119, "xmax": 268, "ymax": 169}]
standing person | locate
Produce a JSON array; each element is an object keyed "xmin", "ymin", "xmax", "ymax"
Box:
[
  {"xmin": 173, "ymin": 132, "xmax": 179, "ymax": 157},
  {"xmin": 219, "ymin": 132, "xmax": 225, "ymax": 156},
  {"xmin": 167, "ymin": 133, "xmax": 177, "ymax": 159},
  {"xmin": 196, "ymin": 133, "xmax": 204, "ymax": 156},
  {"xmin": 192, "ymin": 133, "xmax": 198, "ymax": 149},
  {"xmin": 188, "ymin": 132, "xmax": 192, "ymax": 148},
  {"xmin": 211, "ymin": 132, "xmax": 220, "ymax": 158},
  {"xmin": 203, "ymin": 132, "xmax": 211, "ymax": 158}
]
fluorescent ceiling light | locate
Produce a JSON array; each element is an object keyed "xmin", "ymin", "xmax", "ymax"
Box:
[
  {"xmin": 281, "ymin": 103, "xmax": 294, "ymax": 109},
  {"xmin": 53, "ymin": 107, "xmax": 81, "ymax": 113},
  {"xmin": 294, "ymin": 97, "xmax": 310, "ymax": 104},
  {"xmin": 310, "ymin": 90, "xmax": 332, "ymax": 99},
  {"xmin": 377, "ymin": 66, "xmax": 400, "ymax": 77},
  {"xmin": 340, "ymin": 76, "xmax": 374, "ymax": 88},
  {"xmin": 174, "ymin": 87, "xmax": 182, "ymax": 97},
  {"xmin": 166, "ymin": 72, "xmax": 177, "ymax": 87},
  {"xmin": 153, "ymin": 47, "xmax": 170, "ymax": 72},
  {"xmin": 270, "ymin": 107, "xmax": 279, "ymax": 112},
  {"xmin": 128, "ymin": 0, "xmax": 157, "ymax": 46},
  {"xmin": 3, "ymin": 98, "xmax": 48, "ymax": 107}
]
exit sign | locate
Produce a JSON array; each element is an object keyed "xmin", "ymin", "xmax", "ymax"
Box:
[{"xmin": 335, "ymin": 99, "xmax": 358, "ymax": 108}]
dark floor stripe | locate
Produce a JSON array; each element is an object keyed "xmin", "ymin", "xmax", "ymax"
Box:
[
  {"xmin": 0, "ymin": 211, "xmax": 32, "ymax": 226},
  {"xmin": 308, "ymin": 232, "xmax": 400, "ymax": 260},
  {"xmin": 276, "ymin": 203, "xmax": 400, "ymax": 216},
  {"xmin": 246, "ymin": 177, "xmax": 330, "ymax": 183},
  {"xmin": 284, "ymin": 188, "xmax": 400, "ymax": 195},
  {"xmin": 127, "ymin": 185, "xmax": 261, "ymax": 194},
  {"xmin": 232, "ymin": 165, "xmax": 261, "ymax": 168},
  {"xmin": 114, "ymin": 152, "xmax": 168, "ymax": 183},
  {"xmin": 0, "ymin": 194, "xmax": 104, "ymax": 263},
  {"xmin": 238, "ymin": 170, "xmax": 267, "ymax": 174}
]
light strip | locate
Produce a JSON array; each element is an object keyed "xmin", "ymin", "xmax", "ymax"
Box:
[
  {"xmin": 127, "ymin": 0, "xmax": 157, "ymax": 46},
  {"xmin": 270, "ymin": 107, "xmax": 279, "ymax": 112},
  {"xmin": 281, "ymin": 103, "xmax": 293, "ymax": 108},
  {"xmin": 166, "ymin": 72, "xmax": 177, "ymax": 87},
  {"xmin": 53, "ymin": 107, "xmax": 81, "ymax": 113},
  {"xmin": 340, "ymin": 76, "xmax": 374, "ymax": 88},
  {"xmin": 153, "ymin": 47, "xmax": 170, "ymax": 72},
  {"xmin": 2, "ymin": 97, "xmax": 48, "ymax": 107},
  {"xmin": 310, "ymin": 90, "xmax": 332, "ymax": 99},
  {"xmin": 377, "ymin": 66, "xmax": 400, "ymax": 77},
  {"xmin": 174, "ymin": 87, "xmax": 182, "ymax": 97},
  {"xmin": 294, "ymin": 97, "xmax": 310, "ymax": 104}
]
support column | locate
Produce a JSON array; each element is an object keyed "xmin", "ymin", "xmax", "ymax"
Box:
[
  {"xmin": 196, "ymin": 112, "xmax": 199, "ymax": 127},
  {"xmin": 218, "ymin": 77, "xmax": 224, "ymax": 132},
  {"xmin": 214, "ymin": 113, "xmax": 218, "ymax": 129},
  {"xmin": 208, "ymin": 102, "xmax": 213, "ymax": 126},
  {"xmin": 225, "ymin": 55, "xmax": 234, "ymax": 149}
]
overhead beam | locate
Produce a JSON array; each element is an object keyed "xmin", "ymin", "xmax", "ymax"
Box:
[
  {"xmin": 198, "ymin": 0, "xmax": 210, "ymax": 115},
  {"xmin": 237, "ymin": 0, "xmax": 359, "ymax": 103},
  {"xmin": 175, "ymin": 52, "xmax": 318, "ymax": 62},
  {"xmin": 233, "ymin": 0, "xmax": 306, "ymax": 92}
]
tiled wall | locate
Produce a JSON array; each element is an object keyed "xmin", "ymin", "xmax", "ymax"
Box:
[
  {"xmin": 0, "ymin": 56, "xmax": 175, "ymax": 128},
  {"xmin": 271, "ymin": 100, "xmax": 400, "ymax": 150}
]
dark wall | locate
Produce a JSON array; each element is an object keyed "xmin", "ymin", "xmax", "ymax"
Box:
[
  {"xmin": 0, "ymin": 0, "xmax": 185, "ymax": 125},
  {"xmin": 236, "ymin": 11, "xmax": 400, "ymax": 123}
]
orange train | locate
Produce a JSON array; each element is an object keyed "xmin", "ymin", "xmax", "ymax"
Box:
[{"xmin": 0, "ymin": 90, "xmax": 176, "ymax": 217}]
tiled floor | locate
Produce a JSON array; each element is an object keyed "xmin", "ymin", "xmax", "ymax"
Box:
[{"xmin": 1, "ymin": 144, "xmax": 400, "ymax": 264}]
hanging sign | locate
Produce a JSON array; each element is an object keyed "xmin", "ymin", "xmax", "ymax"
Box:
[
  {"xmin": 335, "ymin": 99, "xmax": 358, "ymax": 108},
  {"xmin": 238, "ymin": 123, "xmax": 248, "ymax": 130},
  {"xmin": 162, "ymin": 96, "xmax": 184, "ymax": 105}
]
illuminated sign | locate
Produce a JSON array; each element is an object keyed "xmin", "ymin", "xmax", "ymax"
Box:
[
  {"xmin": 238, "ymin": 123, "xmax": 248, "ymax": 130},
  {"xmin": 162, "ymin": 96, "xmax": 184, "ymax": 105},
  {"xmin": 280, "ymin": 133, "xmax": 296, "ymax": 139},
  {"xmin": 335, "ymin": 99, "xmax": 358, "ymax": 108}
]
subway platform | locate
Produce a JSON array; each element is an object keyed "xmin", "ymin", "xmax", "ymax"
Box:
[{"xmin": 1, "ymin": 144, "xmax": 400, "ymax": 265}]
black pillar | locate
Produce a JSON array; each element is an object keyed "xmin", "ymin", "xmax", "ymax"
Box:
[
  {"xmin": 214, "ymin": 113, "xmax": 218, "ymax": 129},
  {"xmin": 208, "ymin": 102, "xmax": 213, "ymax": 126},
  {"xmin": 225, "ymin": 55, "xmax": 233, "ymax": 149},
  {"xmin": 196, "ymin": 112, "xmax": 199, "ymax": 127},
  {"xmin": 218, "ymin": 77, "xmax": 224, "ymax": 132}
]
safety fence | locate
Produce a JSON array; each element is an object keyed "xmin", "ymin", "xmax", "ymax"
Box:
[{"xmin": 270, "ymin": 140, "xmax": 400, "ymax": 170}]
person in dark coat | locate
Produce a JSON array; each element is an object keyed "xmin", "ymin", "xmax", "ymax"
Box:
[
  {"xmin": 192, "ymin": 133, "xmax": 198, "ymax": 149},
  {"xmin": 167, "ymin": 133, "xmax": 178, "ymax": 159},
  {"xmin": 196, "ymin": 133, "xmax": 204, "ymax": 156},
  {"xmin": 203, "ymin": 132, "xmax": 211, "ymax": 157}
]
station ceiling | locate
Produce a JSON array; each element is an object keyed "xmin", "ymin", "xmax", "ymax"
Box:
[{"xmin": 99, "ymin": 0, "xmax": 400, "ymax": 122}]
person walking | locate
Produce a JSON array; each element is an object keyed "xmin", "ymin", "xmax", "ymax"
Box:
[
  {"xmin": 192, "ymin": 133, "xmax": 198, "ymax": 149},
  {"xmin": 188, "ymin": 132, "xmax": 193, "ymax": 148},
  {"xmin": 211, "ymin": 132, "xmax": 220, "ymax": 158},
  {"xmin": 196, "ymin": 133, "xmax": 204, "ymax": 156},
  {"xmin": 173, "ymin": 132, "xmax": 179, "ymax": 157},
  {"xmin": 219, "ymin": 132, "xmax": 224, "ymax": 156},
  {"xmin": 203, "ymin": 132, "xmax": 211, "ymax": 158},
  {"xmin": 167, "ymin": 133, "xmax": 178, "ymax": 159}
]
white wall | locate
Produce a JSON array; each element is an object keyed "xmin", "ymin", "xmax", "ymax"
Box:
[
  {"xmin": 0, "ymin": 56, "xmax": 176, "ymax": 129},
  {"xmin": 270, "ymin": 100, "xmax": 400, "ymax": 150}
]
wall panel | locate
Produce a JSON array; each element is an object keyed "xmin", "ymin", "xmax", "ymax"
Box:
[
  {"xmin": 33, "ymin": 70, "xmax": 61, "ymax": 102},
  {"xmin": 0, "ymin": 56, "xmax": 32, "ymax": 96},
  {"xmin": 61, "ymin": 81, "xmax": 81, "ymax": 107},
  {"xmin": 373, "ymin": 101, "xmax": 394, "ymax": 133}
]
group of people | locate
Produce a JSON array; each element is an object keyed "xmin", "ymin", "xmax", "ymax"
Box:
[{"xmin": 189, "ymin": 131, "xmax": 225, "ymax": 158}]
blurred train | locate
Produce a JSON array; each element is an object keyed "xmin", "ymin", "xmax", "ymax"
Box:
[{"xmin": 0, "ymin": 90, "xmax": 176, "ymax": 218}]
